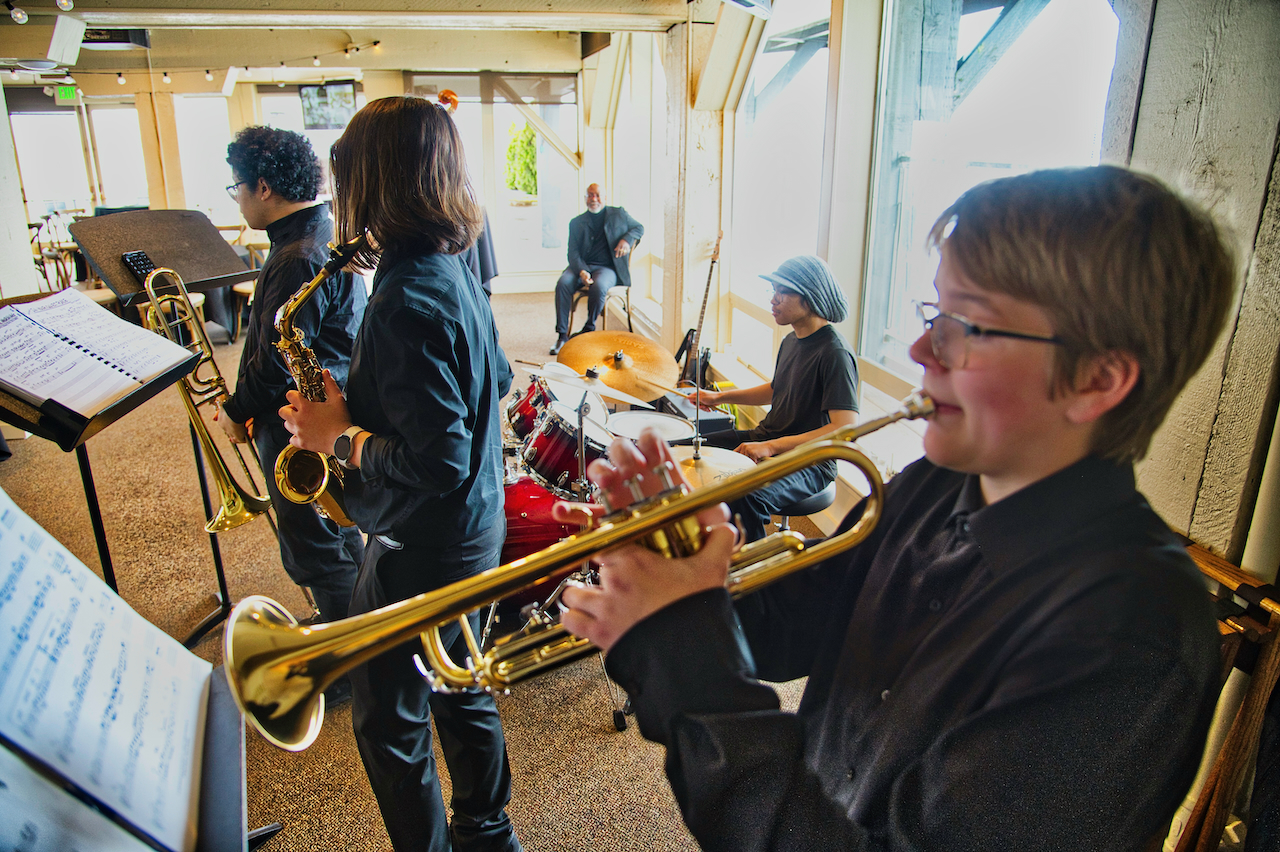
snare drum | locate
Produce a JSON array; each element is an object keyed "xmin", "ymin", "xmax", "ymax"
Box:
[
  {"xmin": 523, "ymin": 401, "xmax": 613, "ymax": 496},
  {"xmin": 607, "ymin": 410, "xmax": 696, "ymax": 443}
]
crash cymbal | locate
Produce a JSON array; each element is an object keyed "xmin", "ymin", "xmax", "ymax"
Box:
[
  {"xmin": 669, "ymin": 445, "xmax": 754, "ymax": 490},
  {"xmin": 556, "ymin": 331, "xmax": 679, "ymax": 403},
  {"xmin": 527, "ymin": 368, "xmax": 653, "ymax": 409}
]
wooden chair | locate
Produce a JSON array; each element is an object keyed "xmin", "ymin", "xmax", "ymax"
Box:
[
  {"xmin": 229, "ymin": 281, "xmax": 255, "ymax": 344},
  {"xmin": 1158, "ymin": 546, "xmax": 1280, "ymax": 852}
]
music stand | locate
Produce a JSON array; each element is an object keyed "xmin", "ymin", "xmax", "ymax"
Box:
[
  {"xmin": 69, "ymin": 210, "xmax": 268, "ymax": 648},
  {"xmin": 69, "ymin": 209, "xmax": 258, "ymax": 308}
]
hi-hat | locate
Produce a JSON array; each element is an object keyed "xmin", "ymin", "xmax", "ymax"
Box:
[
  {"xmin": 669, "ymin": 445, "xmax": 754, "ymax": 490},
  {"xmin": 556, "ymin": 331, "xmax": 679, "ymax": 404},
  {"xmin": 527, "ymin": 368, "xmax": 653, "ymax": 409}
]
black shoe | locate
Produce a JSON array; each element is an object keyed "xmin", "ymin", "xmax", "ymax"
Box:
[
  {"xmin": 549, "ymin": 335, "xmax": 568, "ymax": 355},
  {"xmin": 573, "ymin": 324, "xmax": 595, "ymax": 337},
  {"xmin": 323, "ymin": 675, "xmax": 353, "ymax": 711}
]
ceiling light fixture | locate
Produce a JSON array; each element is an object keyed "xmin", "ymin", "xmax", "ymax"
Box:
[
  {"xmin": 162, "ymin": 71, "xmax": 171, "ymax": 83},
  {"xmin": 313, "ymin": 56, "xmax": 320, "ymax": 66},
  {"xmin": 117, "ymin": 72, "xmax": 126, "ymax": 84},
  {"xmin": 204, "ymin": 69, "xmax": 213, "ymax": 81},
  {"xmin": 55, "ymin": 0, "xmax": 73, "ymax": 10},
  {"xmin": 8, "ymin": 69, "xmax": 18, "ymax": 81},
  {"xmin": 6, "ymin": 2, "xmax": 28, "ymax": 24}
]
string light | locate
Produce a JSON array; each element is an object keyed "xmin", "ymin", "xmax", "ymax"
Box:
[
  {"xmin": 8, "ymin": 69, "xmax": 18, "ymax": 81},
  {"xmin": 116, "ymin": 72, "xmax": 126, "ymax": 85},
  {"xmin": 6, "ymin": 2, "xmax": 28, "ymax": 24},
  {"xmin": 162, "ymin": 71, "xmax": 171, "ymax": 84},
  {"xmin": 313, "ymin": 56, "xmax": 320, "ymax": 66},
  {"xmin": 55, "ymin": 0, "xmax": 72, "ymax": 9},
  {"xmin": 204, "ymin": 69, "xmax": 213, "ymax": 81}
]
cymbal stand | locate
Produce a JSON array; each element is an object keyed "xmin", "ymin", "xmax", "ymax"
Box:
[{"xmin": 573, "ymin": 390, "xmax": 596, "ymax": 501}]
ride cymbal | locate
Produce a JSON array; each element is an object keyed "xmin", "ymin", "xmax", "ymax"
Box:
[
  {"xmin": 527, "ymin": 368, "xmax": 653, "ymax": 409},
  {"xmin": 556, "ymin": 331, "xmax": 679, "ymax": 404}
]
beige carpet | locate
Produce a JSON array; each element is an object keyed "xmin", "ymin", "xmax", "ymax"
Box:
[{"xmin": 0, "ymin": 291, "xmax": 806, "ymax": 851}]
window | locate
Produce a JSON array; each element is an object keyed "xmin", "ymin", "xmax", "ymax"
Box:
[
  {"xmin": 726, "ymin": 0, "xmax": 832, "ymax": 376},
  {"xmin": 860, "ymin": 0, "xmax": 1119, "ymax": 378},
  {"xmin": 10, "ymin": 111, "xmax": 92, "ymax": 217},
  {"xmin": 87, "ymin": 106, "xmax": 148, "ymax": 211},
  {"xmin": 174, "ymin": 96, "xmax": 236, "ymax": 223}
]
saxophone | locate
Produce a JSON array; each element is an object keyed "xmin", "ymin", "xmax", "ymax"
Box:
[{"xmin": 273, "ymin": 235, "xmax": 367, "ymax": 527}]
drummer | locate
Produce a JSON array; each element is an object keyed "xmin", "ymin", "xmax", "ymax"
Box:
[{"xmin": 687, "ymin": 255, "xmax": 858, "ymax": 541}]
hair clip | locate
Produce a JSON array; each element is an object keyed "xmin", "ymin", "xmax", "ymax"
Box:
[{"xmin": 438, "ymin": 89, "xmax": 459, "ymax": 113}]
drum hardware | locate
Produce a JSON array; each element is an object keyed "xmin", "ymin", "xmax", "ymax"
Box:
[{"xmin": 224, "ymin": 392, "xmax": 933, "ymax": 751}]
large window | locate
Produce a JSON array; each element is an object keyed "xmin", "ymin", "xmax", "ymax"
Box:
[
  {"xmin": 87, "ymin": 106, "xmax": 148, "ymax": 211},
  {"xmin": 860, "ymin": 0, "xmax": 1118, "ymax": 378},
  {"xmin": 726, "ymin": 0, "xmax": 832, "ymax": 376},
  {"xmin": 174, "ymin": 95, "xmax": 237, "ymax": 224},
  {"xmin": 409, "ymin": 73, "xmax": 581, "ymax": 281},
  {"xmin": 10, "ymin": 110, "xmax": 93, "ymax": 217}
]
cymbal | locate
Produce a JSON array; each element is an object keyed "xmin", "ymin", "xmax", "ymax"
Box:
[
  {"xmin": 527, "ymin": 368, "xmax": 653, "ymax": 409},
  {"xmin": 556, "ymin": 331, "xmax": 679, "ymax": 404},
  {"xmin": 669, "ymin": 445, "xmax": 754, "ymax": 490}
]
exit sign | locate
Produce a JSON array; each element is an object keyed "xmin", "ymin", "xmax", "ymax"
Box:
[{"xmin": 54, "ymin": 85, "xmax": 78, "ymax": 105}]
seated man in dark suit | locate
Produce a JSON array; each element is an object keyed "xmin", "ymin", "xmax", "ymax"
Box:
[{"xmin": 550, "ymin": 183, "xmax": 644, "ymax": 355}]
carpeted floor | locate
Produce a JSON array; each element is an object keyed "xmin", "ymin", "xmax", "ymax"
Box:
[{"xmin": 0, "ymin": 290, "xmax": 806, "ymax": 851}]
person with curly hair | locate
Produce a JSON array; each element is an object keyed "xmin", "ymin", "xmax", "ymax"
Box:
[{"xmin": 218, "ymin": 126, "xmax": 367, "ymax": 662}]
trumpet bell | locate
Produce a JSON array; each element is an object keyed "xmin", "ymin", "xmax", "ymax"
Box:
[{"xmin": 225, "ymin": 596, "xmax": 327, "ymax": 751}]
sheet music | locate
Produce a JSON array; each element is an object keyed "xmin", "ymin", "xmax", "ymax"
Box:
[
  {"xmin": 18, "ymin": 288, "xmax": 191, "ymax": 383},
  {"xmin": 0, "ymin": 309, "xmax": 138, "ymax": 416},
  {"xmin": 0, "ymin": 746, "xmax": 154, "ymax": 852},
  {"xmin": 0, "ymin": 487, "xmax": 210, "ymax": 852}
]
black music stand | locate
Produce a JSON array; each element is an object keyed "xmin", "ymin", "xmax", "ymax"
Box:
[
  {"xmin": 69, "ymin": 209, "xmax": 258, "ymax": 308},
  {"xmin": 68, "ymin": 212, "xmax": 266, "ymax": 648},
  {"xmin": 0, "ymin": 294, "xmax": 199, "ymax": 592}
]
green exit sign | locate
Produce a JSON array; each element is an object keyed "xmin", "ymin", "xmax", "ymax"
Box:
[{"xmin": 54, "ymin": 85, "xmax": 78, "ymax": 105}]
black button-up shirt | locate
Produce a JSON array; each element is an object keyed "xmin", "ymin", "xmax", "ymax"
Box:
[
  {"xmin": 343, "ymin": 246, "xmax": 512, "ymax": 549},
  {"xmin": 223, "ymin": 204, "xmax": 365, "ymax": 424},
  {"xmin": 607, "ymin": 455, "xmax": 1221, "ymax": 851}
]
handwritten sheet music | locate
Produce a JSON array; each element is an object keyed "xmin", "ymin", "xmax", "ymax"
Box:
[
  {"xmin": 0, "ymin": 309, "xmax": 138, "ymax": 416},
  {"xmin": 0, "ymin": 487, "xmax": 210, "ymax": 852},
  {"xmin": 19, "ymin": 288, "xmax": 192, "ymax": 382}
]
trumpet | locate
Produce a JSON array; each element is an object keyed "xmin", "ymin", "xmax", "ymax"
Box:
[
  {"xmin": 141, "ymin": 268, "xmax": 274, "ymax": 533},
  {"xmin": 225, "ymin": 392, "xmax": 934, "ymax": 751},
  {"xmin": 272, "ymin": 236, "xmax": 367, "ymax": 527}
]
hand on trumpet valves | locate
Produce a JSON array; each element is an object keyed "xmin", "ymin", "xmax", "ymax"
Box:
[
  {"xmin": 554, "ymin": 428, "xmax": 734, "ymax": 652},
  {"xmin": 214, "ymin": 401, "xmax": 250, "ymax": 444},
  {"xmin": 279, "ymin": 369, "xmax": 353, "ymax": 456}
]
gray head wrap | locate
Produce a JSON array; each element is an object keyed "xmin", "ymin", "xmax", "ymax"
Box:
[{"xmin": 758, "ymin": 255, "xmax": 848, "ymax": 323}]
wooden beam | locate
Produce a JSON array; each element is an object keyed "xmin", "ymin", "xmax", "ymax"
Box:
[
  {"xmin": 489, "ymin": 75, "xmax": 582, "ymax": 171},
  {"xmin": 953, "ymin": 0, "xmax": 1051, "ymax": 110}
]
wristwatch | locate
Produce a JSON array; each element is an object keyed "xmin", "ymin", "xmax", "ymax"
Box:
[{"xmin": 333, "ymin": 425, "xmax": 364, "ymax": 469}]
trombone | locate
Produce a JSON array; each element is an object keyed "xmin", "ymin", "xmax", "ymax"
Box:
[
  {"xmin": 225, "ymin": 392, "xmax": 934, "ymax": 751},
  {"xmin": 141, "ymin": 267, "xmax": 274, "ymax": 533}
]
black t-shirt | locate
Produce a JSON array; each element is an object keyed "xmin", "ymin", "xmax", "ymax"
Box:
[
  {"xmin": 581, "ymin": 210, "xmax": 612, "ymax": 267},
  {"xmin": 751, "ymin": 324, "xmax": 858, "ymax": 475}
]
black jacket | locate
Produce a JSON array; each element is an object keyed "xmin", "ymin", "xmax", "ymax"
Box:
[{"xmin": 565, "ymin": 206, "xmax": 644, "ymax": 288}]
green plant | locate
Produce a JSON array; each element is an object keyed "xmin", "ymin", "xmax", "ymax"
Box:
[{"xmin": 505, "ymin": 122, "xmax": 538, "ymax": 196}]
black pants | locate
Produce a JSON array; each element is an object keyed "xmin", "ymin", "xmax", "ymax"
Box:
[
  {"xmin": 554, "ymin": 264, "xmax": 616, "ymax": 335},
  {"xmin": 255, "ymin": 421, "xmax": 364, "ymax": 621},
  {"xmin": 701, "ymin": 429, "xmax": 833, "ymax": 543},
  {"xmin": 350, "ymin": 526, "xmax": 522, "ymax": 852}
]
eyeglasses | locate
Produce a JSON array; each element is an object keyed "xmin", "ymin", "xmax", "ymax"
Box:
[
  {"xmin": 915, "ymin": 301, "xmax": 1063, "ymax": 369},
  {"xmin": 225, "ymin": 181, "xmax": 246, "ymax": 199}
]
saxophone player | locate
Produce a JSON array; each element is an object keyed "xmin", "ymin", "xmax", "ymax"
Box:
[
  {"xmin": 279, "ymin": 97, "xmax": 521, "ymax": 852},
  {"xmin": 218, "ymin": 127, "xmax": 367, "ymax": 653}
]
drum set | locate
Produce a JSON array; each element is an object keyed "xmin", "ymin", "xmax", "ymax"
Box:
[
  {"xmin": 498, "ymin": 331, "xmax": 753, "ymax": 592},
  {"xmin": 495, "ymin": 330, "xmax": 753, "ymax": 728}
]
